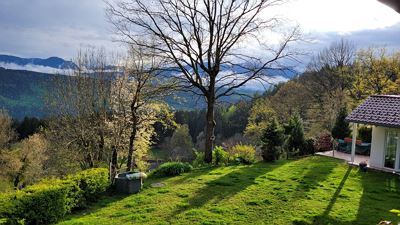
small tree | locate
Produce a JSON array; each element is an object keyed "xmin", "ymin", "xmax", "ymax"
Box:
[
  {"xmin": 0, "ymin": 109, "xmax": 16, "ymax": 149},
  {"xmin": 244, "ymin": 98, "xmax": 276, "ymax": 145},
  {"xmin": 331, "ymin": 107, "xmax": 351, "ymax": 140},
  {"xmin": 260, "ymin": 118, "xmax": 284, "ymax": 162},
  {"xmin": 285, "ymin": 114, "xmax": 305, "ymax": 159},
  {"xmin": 169, "ymin": 124, "xmax": 194, "ymax": 162}
]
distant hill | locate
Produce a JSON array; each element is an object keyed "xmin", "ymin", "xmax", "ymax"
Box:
[
  {"xmin": 0, "ymin": 68, "xmax": 261, "ymax": 120},
  {"xmin": 0, "ymin": 55, "xmax": 76, "ymax": 70},
  {"xmin": 0, "ymin": 59, "xmax": 296, "ymax": 120},
  {"xmin": 0, "ymin": 67, "xmax": 54, "ymax": 119}
]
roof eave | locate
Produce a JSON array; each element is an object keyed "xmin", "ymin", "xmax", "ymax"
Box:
[{"xmin": 345, "ymin": 118, "xmax": 400, "ymax": 129}]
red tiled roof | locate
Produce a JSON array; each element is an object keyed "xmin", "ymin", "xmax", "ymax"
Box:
[{"xmin": 345, "ymin": 95, "xmax": 400, "ymax": 128}]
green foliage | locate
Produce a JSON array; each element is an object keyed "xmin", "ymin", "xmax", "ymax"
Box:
[
  {"xmin": 350, "ymin": 48, "xmax": 400, "ymax": 103},
  {"xmin": 244, "ymin": 98, "xmax": 276, "ymax": 144},
  {"xmin": 390, "ymin": 209, "xmax": 400, "ymax": 216},
  {"xmin": 169, "ymin": 124, "xmax": 194, "ymax": 161},
  {"xmin": 212, "ymin": 146, "xmax": 229, "ymax": 166},
  {"xmin": 192, "ymin": 151, "xmax": 205, "ymax": 168},
  {"xmin": 302, "ymin": 138, "xmax": 316, "ymax": 156},
  {"xmin": 331, "ymin": 107, "xmax": 351, "ymax": 139},
  {"xmin": 151, "ymin": 162, "xmax": 192, "ymax": 177},
  {"xmin": 285, "ymin": 114, "xmax": 305, "ymax": 158},
  {"xmin": 0, "ymin": 168, "xmax": 109, "ymax": 224},
  {"xmin": 260, "ymin": 118, "xmax": 284, "ymax": 162},
  {"xmin": 0, "ymin": 182, "xmax": 69, "ymax": 225},
  {"xmin": 68, "ymin": 168, "xmax": 109, "ymax": 208},
  {"xmin": 229, "ymin": 144, "xmax": 256, "ymax": 164},
  {"xmin": 358, "ymin": 126, "xmax": 372, "ymax": 143},
  {"xmin": 14, "ymin": 117, "xmax": 44, "ymax": 140}
]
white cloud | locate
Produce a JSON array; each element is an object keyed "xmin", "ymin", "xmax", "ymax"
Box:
[
  {"xmin": 0, "ymin": 62, "xmax": 66, "ymax": 74},
  {"xmin": 279, "ymin": 0, "xmax": 400, "ymax": 33}
]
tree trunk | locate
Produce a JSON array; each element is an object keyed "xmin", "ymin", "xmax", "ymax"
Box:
[
  {"xmin": 204, "ymin": 95, "xmax": 215, "ymax": 163},
  {"xmin": 126, "ymin": 113, "xmax": 137, "ymax": 171},
  {"xmin": 110, "ymin": 146, "xmax": 118, "ymax": 184},
  {"xmin": 98, "ymin": 130, "xmax": 105, "ymax": 161},
  {"xmin": 13, "ymin": 156, "xmax": 27, "ymax": 189}
]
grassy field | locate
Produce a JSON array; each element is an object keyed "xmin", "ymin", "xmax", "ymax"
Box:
[{"xmin": 58, "ymin": 156, "xmax": 400, "ymax": 225}]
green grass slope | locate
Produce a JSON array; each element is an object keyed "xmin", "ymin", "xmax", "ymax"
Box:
[{"xmin": 58, "ymin": 156, "xmax": 400, "ymax": 225}]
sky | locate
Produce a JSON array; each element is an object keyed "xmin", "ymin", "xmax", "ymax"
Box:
[{"xmin": 0, "ymin": 0, "xmax": 399, "ymax": 65}]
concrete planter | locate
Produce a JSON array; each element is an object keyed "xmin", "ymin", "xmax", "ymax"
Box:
[{"xmin": 115, "ymin": 172, "xmax": 146, "ymax": 194}]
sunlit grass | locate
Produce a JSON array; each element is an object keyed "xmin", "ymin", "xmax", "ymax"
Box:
[{"xmin": 58, "ymin": 156, "xmax": 400, "ymax": 225}]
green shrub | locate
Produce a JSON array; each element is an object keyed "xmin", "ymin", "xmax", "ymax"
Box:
[
  {"xmin": 69, "ymin": 168, "xmax": 109, "ymax": 207},
  {"xmin": 301, "ymin": 138, "xmax": 316, "ymax": 156},
  {"xmin": 0, "ymin": 183, "xmax": 69, "ymax": 225},
  {"xmin": 0, "ymin": 168, "xmax": 109, "ymax": 224},
  {"xmin": 213, "ymin": 146, "xmax": 229, "ymax": 166},
  {"xmin": 229, "ymin": 144, "xmax": 256, "ymax": 164},
  {"xmin": 192, "ymin": 151, "xmax": 205, "ymax": 167},
  {"xmin": 152, "ymin": 162, "xmax": 192, "ymax": 177}
]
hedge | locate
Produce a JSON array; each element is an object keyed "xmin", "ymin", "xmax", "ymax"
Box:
[
  {"xmin": 0, "ymin": 168, "xmax": 109, "ymax": 225},
  {"xmin": 151, "ymin": 162, "xmax": 192, "ymax": 177}
]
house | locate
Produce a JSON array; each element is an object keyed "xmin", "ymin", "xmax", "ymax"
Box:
[{"xmin": 346, "ymin": 95, "xmax": 400, "ymax": 172}]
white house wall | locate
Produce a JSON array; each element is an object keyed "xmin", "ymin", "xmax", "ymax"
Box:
[{"xmin": 370, "ymin": 126, "xmax": 385, "ymax": 168}]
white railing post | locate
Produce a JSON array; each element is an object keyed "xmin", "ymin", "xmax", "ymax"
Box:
[
  {"xmin": 395, "ymin": 132, "xmax": 400, "ymax": 172},
  {"xmin": 351, "ymin": 123, "xmax": 357, "ymax": 163}
]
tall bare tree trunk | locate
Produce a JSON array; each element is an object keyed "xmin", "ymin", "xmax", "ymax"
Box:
[
  {"xmin": 110, "ymin": 146, "xmax": 118, "ymax": 183},
  {"xmin": 126, "ymin": 112, "xmax": 137, "ymax": 171},
  {"xmin": 204, "ymin": 93, "xmax": 215, "ymax": 163}
]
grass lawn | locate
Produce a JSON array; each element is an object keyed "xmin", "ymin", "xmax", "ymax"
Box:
[{"xmin": 58, "ymin": 156, "xmax": 400, "ymax": 225}]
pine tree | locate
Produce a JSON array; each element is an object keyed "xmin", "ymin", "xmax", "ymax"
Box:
[
  {"xmin": 331, "ymin": 107, "xmax": 351, "ymax": 140},
  {"xmin": 260, "ymin": 118, "xmax": 284, "ymax": 162},
  {"xmin": 285, "ymin": 114, "xmax": 305, "ymax": 159}
]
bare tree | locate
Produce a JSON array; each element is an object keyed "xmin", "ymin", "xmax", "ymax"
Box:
[
  {"xmin": 306, "ymin": 38, "xmax": 356, "ymax": 96},
  {"xmin": 116, "ymin": 45, "xmax": 176, "ymax": 171},
  {"xmin": 46, "ymin": 48, "xmax": 111, "ymax": 169},
  {"xmin": 0, "ymin": 109, "xmax": 16, "ymax": 149},
  {"xmin": 301, "ymin": 39, "xmax": 356, "ymax": 132},
  {"xmin": 106, "ymin": 0, "xmax": 300, "ymax": 163}
]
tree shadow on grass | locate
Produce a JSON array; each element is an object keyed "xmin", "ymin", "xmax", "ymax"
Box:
[
  {"xmin": 296, "ymin": 166, "xmax": 400, "ymax": 225},
  {"xmin": 169, "ymin": 161, "xmax": 287, "ymax": 217},
  {"xmin": 291, "ymin": 156, "xmax": 340, "ymax": 199},
  {"xmin": 62, "ymin": 193, "xmax": 132, "ymax": 221},
  {"xmin": 168, "ymin": 166, "xmax": 215, "ymax": 185},
  {"xmin": 295, "ymin": 166, "xmax": 353, "ymax": 225},
  {"xmin": 355, "ymin": 169, "xmax": 400, "ymax": 224}
]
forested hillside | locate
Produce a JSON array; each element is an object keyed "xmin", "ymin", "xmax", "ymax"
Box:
[
  {"xmin": 0, "ymin": 67, "xmax": 282, "ymax": 120},
  {"xmin": 0, "ymin": 67, "xmax": 53, "ymax": 119}
]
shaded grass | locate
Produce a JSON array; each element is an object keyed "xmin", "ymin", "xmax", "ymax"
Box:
[{"xmin": 57, "ymin": 156, "xmax": 400, "ymax": 225}]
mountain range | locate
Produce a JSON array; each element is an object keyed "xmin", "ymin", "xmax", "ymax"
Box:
[
  {"xmin": 0, "ymin": 55, "xmax": 297, "ymax": 120},
  {"xmin": 0, "ymin": 54, "xmax": 76, "ymax": 70}
]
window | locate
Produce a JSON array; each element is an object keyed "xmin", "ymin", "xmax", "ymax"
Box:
[{"xmin": 384, "ymin": 130, "xmax": 399, "ymax": 169}]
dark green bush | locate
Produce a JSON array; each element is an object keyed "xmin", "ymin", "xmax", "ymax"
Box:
[
  {"xmin": 152, "ymin": 162, "xmax": 192, "ymax": 177},
  {"xmin": 301, "ymin": 138, "xmax": 316, "ymax": 156},
  {"xmin": 0, "ymin": 168, "xmax": 109, "ymax": 224}
]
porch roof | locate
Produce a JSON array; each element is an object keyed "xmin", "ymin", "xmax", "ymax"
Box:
[{"xmin": 345, "ymin": 95, "xmax": 400, "ymax": 128}]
